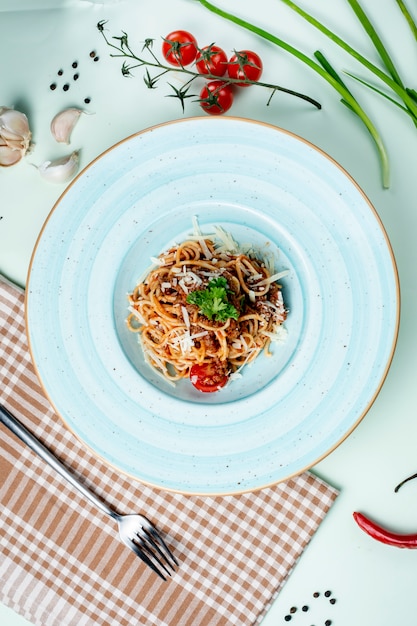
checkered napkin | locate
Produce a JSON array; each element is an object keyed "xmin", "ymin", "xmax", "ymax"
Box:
[{"xmin": 0, "ymin": 274, "xmax": 338, "ymax": 626}]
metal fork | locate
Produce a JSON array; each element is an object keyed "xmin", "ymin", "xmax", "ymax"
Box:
[{"xmin": 0, "ymin": 404, "xmax": 178, "ymax": 580}]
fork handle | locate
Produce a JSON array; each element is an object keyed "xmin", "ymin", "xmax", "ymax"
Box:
[{"xmin": 0, "ymin": 404, "xmax": 117, "ymax": 520}]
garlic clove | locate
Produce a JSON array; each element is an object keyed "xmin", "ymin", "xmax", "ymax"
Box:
[
  {"xmin": 1, "ymin": 126, "xmax": 25, "ymax": 144},
  {"xmin": 3, "ymin": 139, "xmax": 26, "ymax": 154},
  {"xmin": 0, "ymin": 106, "xmax": 32, "ymax": 166},
  {"xmin": 50, "ymin": 108, "xmax": 84, "ymax": 144},
  {"xmin": 0, "ymin": 145, "xmax": 23, "ymax": 166},
  {"xmin": 0, "ymin": 106, "xmax": 31, "ymax": 139},
  {"xmin": 38, "ymin": 150, "xmax": 79, "ymax": 183}
]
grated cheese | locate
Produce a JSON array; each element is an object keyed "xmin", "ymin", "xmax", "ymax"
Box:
[
  {"xmin": 200, "ymin": 237, "xmax": 213, "ymax": 259},
  {"xmin": 178, "ymin": 279, "xmax": 189, "ymax": 295},
  {"xmin": 170, "ymin": 328, "xmax": 209, "ymax": 354},
  {"xmin": 176, "ymin": 266, "xmax": 204, "ymax": 295},
  {"xmin": 127, "ymin": 305, "xmax": 146, "ymax": 325},
  {"xmin": 140, "ymin": 340, "xmax": 176, "ymax": 386},
  {"xmin": 252, "ymin": 269, "xmax": 289, "ymax": 287},
  {"xmin": 181, "ymin": 305, "xmax": 190, "ymax": 328},
  {"xmin": 150, "ymin": 256, "xmax": 165, "ymax": 266},
  {"xmin": 192, "ymin": 214, "xmax": 202, "ymax": 237},
  {"xmin": 260, "ymin": 326, "xmax": 288, "ymax": 343},
  {"xmin": 212, "ymin": 225, "xmax": 240, "ymax": 253},
  {"xmin": 248, "ymin": 273, "xmax": 264, "ymax": 282}
]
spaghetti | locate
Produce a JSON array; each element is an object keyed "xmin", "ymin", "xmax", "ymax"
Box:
[{"xmin": 126, "ymin": 226, "xmax": 288, "ymax": 391}]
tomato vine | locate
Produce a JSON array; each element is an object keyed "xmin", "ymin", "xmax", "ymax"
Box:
[{"xmin": 96, "ymin": 20, "xmax": 321, "ymax": 114}]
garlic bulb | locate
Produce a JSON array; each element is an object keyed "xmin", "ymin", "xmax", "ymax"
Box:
[
  {"xmin": 0, "ymin": 106, "xmax": 32, "ymax": 167},
  {"xmin": 38, "ymin": 151, "xmax": 79, "ymax": 183},
  {"xmin": 50, "ymin": 108, "xmax": 84, "ymax": 144}
]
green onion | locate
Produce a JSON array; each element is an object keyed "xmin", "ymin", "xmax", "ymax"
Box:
[
  {"xmin": 194, "ymin": 0, "xmax": 390, "ymax": 188},
  {"xmin": 279, "ymin": 0, "xmax": 417, "ymax": 121},
  {"xmin": 345, "ymin": 72, "xmax": 412, "ymax": 117},
  {"xmin": 395, "ymin": 0, "xmax": 417, "ymax": 42},
  {"xmin": 346, "ymin": 0, "xmax": 404, "ymax": 88}
]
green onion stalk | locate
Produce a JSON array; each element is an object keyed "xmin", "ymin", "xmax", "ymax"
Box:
[
  {"xmin": 395, "ymin": 0, "xmax": 417, "ymax": 43},
  {"xmin": 193, "ymin": 0, "xmax": 393, "ymax": 188},
  {"xmin": 280, "ymin": 0, "xmax": 417, "ymax": 124}
]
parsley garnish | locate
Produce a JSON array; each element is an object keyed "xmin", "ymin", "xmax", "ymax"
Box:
[{"xmin": 186, "ymin": 277, "xmax": 239, "ymax": 322}]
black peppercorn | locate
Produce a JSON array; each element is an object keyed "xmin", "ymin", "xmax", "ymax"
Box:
[
  {"xmin": 84, "ymin": 97, "xmax": 91, "ymax": 104},
  {"xmin": 324, "ymin": 591, "xmax": 331, "ymax": 597},
  {"xmin": 284, "ymin": 615, "xmax": 292, "ymax": 622},
  {"xmin": 302, "ymin": 605, "xmax": 309, "ymax": 612},
  {"xmin": 72, "ymin": 61, "xmax": 78, "ymax": 68},
  {"xmin": 50, "ymin": 83, "xmax": 57, "ymax": 90},
  {"xmin": 63, "ymin": 83, "xmax": 70, "ymax": 91}
]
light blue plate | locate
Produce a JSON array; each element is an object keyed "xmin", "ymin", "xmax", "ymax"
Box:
[{"xmin": 26, "ymin": 117, "xmax": 399, "ymax": 495}]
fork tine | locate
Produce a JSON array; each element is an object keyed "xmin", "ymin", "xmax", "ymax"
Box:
[
  {"xmin": 125, "ymin": 536, "xmax": 168, "ymax": 581},
  {"xmin": 134, "ymin": 535, "xmax": 173, "ymax": 579},
  {"xmin": 145, "ymin": 526, "xmax": 179, "ymax": 568},
  {"xmin": 139, "ymin": 516, "xmax": 179, "ymax": 568}
]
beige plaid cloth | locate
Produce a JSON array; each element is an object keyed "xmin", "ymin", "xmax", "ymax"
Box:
[{"xmin": 0, "ymin": 275, "xmax": 338, "ymax": 626}]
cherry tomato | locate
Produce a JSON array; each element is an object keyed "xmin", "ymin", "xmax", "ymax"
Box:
[
  {"xmin": 195, "ymin": 44, "xmax": 228, "ymax": 77},
  {"xmin": 227, "ymin": 50, "xmax": 263, "ymax": 86},
  {"xmin": 199, "ymin": 80, "xmax": 234, "ymax": 115},
  {"xmin": 190, "ymin": 362, "xmax": 229, "ymax": 392},
  {"xmin": 162, "ymin": 30, "xmax": 198, "ymax": 66}
]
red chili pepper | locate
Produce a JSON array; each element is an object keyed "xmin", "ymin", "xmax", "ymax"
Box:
[{"xmin": 353, "ymin": 511, "xmax": 417, "ymax": 548}]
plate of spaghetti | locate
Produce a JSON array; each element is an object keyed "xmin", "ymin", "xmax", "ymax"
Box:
[
  {"xmin": 125, "ymin": 220, "xmax": 288, "ymax": 394},
  {"xmin": 26, "ymin": 117, "xmax": 399, "ymax": 495}
]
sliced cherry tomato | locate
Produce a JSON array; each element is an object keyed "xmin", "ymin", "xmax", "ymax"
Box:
[
  {"xmin": 190, "ymin": 362, "xmax": 229, "ymax": 392},
  {"xmin": 227, "ymin": 50, "xmax": 263, "ymax": 86},
  {"xmin": 199, "ymin": 80, "xmax": 234, "ymax": 115},
  {"xmin": 162, "ymin": 30, "xmax": 198, "ymax": 66},
  {"xmin": 195, "ymin": 44, "xmax": 228, "ymax": 77}
]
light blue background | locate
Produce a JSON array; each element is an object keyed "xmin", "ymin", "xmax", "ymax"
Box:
[{"xmin": 1, "ymin": 0, "xmax": 416, "ymax": 624}]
